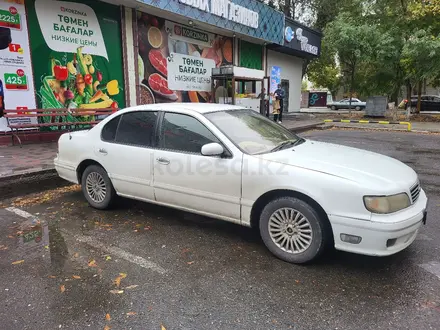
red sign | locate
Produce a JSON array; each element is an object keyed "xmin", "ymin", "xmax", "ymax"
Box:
[
  {"xmin": 8, "ymin": 43, "xmax": 21, "ymax": 52},
  {"xmin": 9, "ymin": 7, "xmax": 17, "ymax": 15},
  {"xmin": 16, "ymin": 69, "xmax": 24, "ymax": 77}
]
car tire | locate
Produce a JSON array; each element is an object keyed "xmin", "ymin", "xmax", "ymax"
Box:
[
  {"xmin": 355, "ymin": 106, "xmax": 361, "ymax": 111},
  {"xmin": 81, "ymin": 165, "xmax": 116, "ymax": 210},
  {"xmin": 259, "ymin": 197, "xmax": 330, "ymax": 264},
  {"xmin": 331, "ymin": 105, "xmax": 337, "ymax": 110}
]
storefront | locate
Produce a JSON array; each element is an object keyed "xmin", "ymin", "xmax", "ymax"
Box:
[
  {"xmin": 0, "ymin": 0, "xmax": 126, "ymax": 132},
  {"xmin": 0, "ymin": 0, "xmax": 291, "ymax": 135},
  {"xmin": 132, "ymin": 0, "xmax": 284, "ymax": 107},
  {"xmin": 266, "ymin": 18, "xmax": 322, "ymax": 112}
]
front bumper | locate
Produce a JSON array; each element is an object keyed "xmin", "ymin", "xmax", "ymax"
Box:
[{"xmin": 329, "ymin": 189, "xmax": 428, "ymax": 257}]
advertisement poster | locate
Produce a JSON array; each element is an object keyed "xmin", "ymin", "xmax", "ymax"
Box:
[
  {"xmin": 137, "ymin": 12, "xmax": 233, "ymax": 104},
  {"xmin": 270, "ymin": 66, "xmax": 281, "ymax": 94},
  {"xmin": 26, "ymin": 0, "xmax": 125, "ymax": 129},
  {"xmin": 0, "ymin": 0, "xmax": 37, "ymax": 132}
]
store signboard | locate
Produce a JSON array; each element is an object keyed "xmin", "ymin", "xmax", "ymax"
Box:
[
  {"xmin": 136, "ymin": 12, "xmax": 232, "ymax": 104},
  {"xmin": 165, "ymin": 21, "xmax": 215, "ymax": 48},
  {"xmin": 136, "ymin": 0, "xmax": 284, "ymax": 45},
  {"xmin": 167, "ymin": 52, "xmax": 215, "ymax": 92},
  {"xmin": 0, "ymin": 0, "xmax": 37, "ymax": 132},
  {"xmin": 283, "ymin": 20, "xmax": 321, "ymax": 57},
  {"xmin": 270, "ymin": 66, "xmax": 280, "ymax": 94},
  {"xmin": 26, "ymin": 0, "xmax": 125, "ymax": 130},
  {"xmin": 34, "ymin": 0, "xmax": 108, "ymax": 59},
  {"xmin": 178, "ymin": 0, "xmax": 259, "ymax": 29}
]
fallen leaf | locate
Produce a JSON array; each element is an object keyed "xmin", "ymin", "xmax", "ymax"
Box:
[
  {"xmin": 161, "ymin": 325, "xmax": 166, "ymax": 330},
  {"xmin": 126, "ymin": 311, "xmax": 137, "ymax": 316},
  {"xmin": 144, "ymin": 226, "xmax": 151, "ymax": 230},
  {"xmin": 105, "ymin": 313, "xmax": 111, "ymax": 321},
  {"xmin": 48, "ymin": 275, "xmax": 56, "ymax": 279},
  {"xmin": 12, "ymin": 260, "xmax": 24, "ymax": 265},
  {"xmin": 187, "ymin": 261, "xmax": 194, "ymax": 265},
  {"xmin": 7, "ymin": 235, "xmax": 14, "ymax": 239},
  {"xmin": 44, "ymin": 245, "xmax": 49, "ymax": 249},
  {"xmin": 88, "ymin": 259, "xmax": 97, "ymax": 267},
  {"xmin": 60, "ymin": 285, "xmax": 65, "ymax": 293},
  {"xmin": 73, "ymin": 253, "xmax": 79, "ymax": 258},
  {"xmin": 0, "ymin": 245, "xmax": 8, "ymax": 250},
  {"xmin": 114, "ymin": 276, "xmax": 121, "ymax": 288},
  {"xmin": 105, "ymin": 256, "xmax": 112, "ymax": 261},
  {"xmin": 119, "ymin": 273, "xmax": 127, "ymax": 279},
  {"xmin": 124, "ymin": 285, "xmax": 139, "ymax": 290},
  {"xmin": 295, "ymin": 280, "xmax": 300, "ymax": 284},
  {"xmin": 104, "ymin": 326, "xmax": 111, "ymax": 330},
  {"xmin": 72, "ymin": 275, "xmax": 81, "ymax": 279},
  {"xmin": 109, "ymin": 290, "xmax": 124, "ymax": 294}
]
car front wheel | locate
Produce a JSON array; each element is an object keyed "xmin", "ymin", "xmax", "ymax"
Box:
[
  {"xmin": 81, "ymin": 165, "xmax": 116, "ymax": 210},
  {"xmin": 259, "ymin": 197, "xmax": 330, "ymax": 264},
  {"xmin": 355, "ymin": 106, "xmax": 361, "ymax": 111}
]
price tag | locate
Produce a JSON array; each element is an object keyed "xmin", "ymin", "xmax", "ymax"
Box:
[
  {"xmin": 4, "ymin": 72, "xmax": 28, "ymax": 90},
  {"xmin": 0, "ymin": 7, "xmax": 21, "ymax": 30},
  {"xmin": 8, "ymin": 43, "xmax": 21, "ymax": 52}
]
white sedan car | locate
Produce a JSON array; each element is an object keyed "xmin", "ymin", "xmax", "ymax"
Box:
[{"xmin": 55, "ymin": 104, "xmax": 428, "ymax": 263}]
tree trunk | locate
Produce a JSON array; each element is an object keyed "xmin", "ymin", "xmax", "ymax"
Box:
[
  {"xmin": 349, "ymin": 67, "xmax": 355, "ymax": 115},
  {"xmin": 405, "ymin": 80, "xmax": 412, "ymax": 119},
  {"xmin": 417, "ymin": 80, "xmax": 422, "ymax": 114}
]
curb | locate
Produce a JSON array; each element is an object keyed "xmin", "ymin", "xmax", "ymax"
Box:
[
  {"xmin": 324, "ymin": 119, "xmax": 411, "ymax": 131},
  {"xmin": 0, "ymin": 168, "xmax": 69, "ymax": 200},
  {"xmin": 287, "ymin": 123, "xmax": 324, "ymax": 133}
]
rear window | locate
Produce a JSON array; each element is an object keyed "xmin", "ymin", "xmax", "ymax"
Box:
[{"xmin": 115, "ymin": 111, "xmax": 158, "ymax": 147}]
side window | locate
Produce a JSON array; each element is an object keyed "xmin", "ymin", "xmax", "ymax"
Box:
[
  {"xmin": 101, "ymin": 116, "xmax": 121, "ymax": 142},
  {"xmin": 115, "ymin": 111, "xmax": 157, "ymax": 147},
  {"xmin": 160, "ymin": 113, "xmax": 219, "ymax": 153}
]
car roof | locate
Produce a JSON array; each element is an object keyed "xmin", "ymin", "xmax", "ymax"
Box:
[{"xmin": 118, "ymin": 103, "xmax": 245, "ymax": 115}]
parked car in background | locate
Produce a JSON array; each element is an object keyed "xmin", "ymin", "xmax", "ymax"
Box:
[
  {"xmin": 327, "ymin": 98, "xmax": 366, "ymax": 111},
  {"xmin": 406, "ymin": 95, "xmax": 440, "ymax": 112},
  {"xmin": 55, "ymin": 103, "xmax": 427, "ymax": 264}
]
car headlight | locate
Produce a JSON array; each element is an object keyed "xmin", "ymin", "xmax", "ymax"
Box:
[{"xmin": 364, "ymin": 193, "xmax": 410, "ymax": 214}]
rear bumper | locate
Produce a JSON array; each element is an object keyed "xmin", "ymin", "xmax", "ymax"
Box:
[
  {"xmin": 54, "ymin": 158, "xmax": 78, "ymax": 184},
  {"xmin": 329, "ymin": 190, "xmax": 428, "ymax": 256}
]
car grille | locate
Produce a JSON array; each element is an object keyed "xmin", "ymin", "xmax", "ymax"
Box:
[{"xmin": 410, "ymin": 182, "xmax": 421, "ymax": 204}]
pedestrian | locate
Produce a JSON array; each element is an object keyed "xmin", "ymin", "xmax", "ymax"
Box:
[
  {"xmin": 274, "ymin": 84, "xmax": 285, "ymax": 123},
  {"xmin": 258, "ymin": 88, "xmax": 270, "ymax": 117},
  {"xmin": 272, "ymin": 92, "xmax": 280, "ymax": 122}
]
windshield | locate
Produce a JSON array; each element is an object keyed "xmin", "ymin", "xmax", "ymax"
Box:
[{"xmin": 205, "ymin": 109, "xmax": 302, "ymax": 155}]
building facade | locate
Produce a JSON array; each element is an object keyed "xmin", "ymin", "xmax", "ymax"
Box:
[{"xmin": 0, "ymin": 0, "xmax": 321, "ymax": 132}]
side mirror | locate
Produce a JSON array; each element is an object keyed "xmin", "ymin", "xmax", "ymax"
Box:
[{"xmin": 201, "ymin": 142, "xmax": 224, "ymax": 156}]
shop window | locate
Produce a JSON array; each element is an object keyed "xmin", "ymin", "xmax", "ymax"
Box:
[
  {"xmin": 160, "ymin": 113, "xmax": 219, "ymax": 154},
  {"xmin": 115, "ymin": 112, "xmax": 158, "ymax": 147},
  {"xmin": 240, "ymin": 41, "xmax": 263, "ymax": 70}
]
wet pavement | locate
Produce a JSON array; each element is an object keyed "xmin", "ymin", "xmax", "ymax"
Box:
[{"xmin": 0, "ymin": 129, "xmax": 440, "ymax": 330}]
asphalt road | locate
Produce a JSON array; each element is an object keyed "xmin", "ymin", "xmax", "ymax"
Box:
[{"xmin": 1, "ymin": 129, "xmax": 440, "ymax": 330}]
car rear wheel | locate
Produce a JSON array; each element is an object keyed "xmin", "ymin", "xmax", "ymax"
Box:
[
  {"xmin": 259, "ymin": 197, "xmax": 330, "ymax": 264},
  {"xmin": 331, "ymin": 105, "xmax": 337, "ymax": 110},
  {"xmin": 81, "ymin": 165, "xmax": 116, "ymax": 210},
  {"xmin": 355, "ymin": 106, "xmax": 361, "ymax": 111}
]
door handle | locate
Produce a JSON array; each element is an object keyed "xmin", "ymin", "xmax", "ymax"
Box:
[
  {"xmin": 98, "ymin": 148, "xmax": 107, "ymax": 155},
  {"xmin": 156, "ymin": 157, "xmax": 170, "ymax": 165}
]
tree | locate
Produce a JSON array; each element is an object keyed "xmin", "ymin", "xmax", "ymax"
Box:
[
  {"xmin": 324, "ymin": 13, "xmax": 386, "ymax": 111},
  {"xmin": 307, "ymin": 41, "xmax": 341, "ymax": 98},
  {"xmin": 401, "ymin": 29, "xmax": 440, "ymax": 113}
]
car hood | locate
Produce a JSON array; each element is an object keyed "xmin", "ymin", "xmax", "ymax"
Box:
[{"xmin": 256, "ymin": 140, "xmax": 417, "ymax": 191}]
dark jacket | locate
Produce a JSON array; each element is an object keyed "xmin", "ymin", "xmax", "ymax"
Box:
[{"xmin": 274, "ymin": 88, "xmax": 285, "ymax": 100}]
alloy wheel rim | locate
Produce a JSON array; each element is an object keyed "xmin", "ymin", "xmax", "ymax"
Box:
[
  {"xmin": 268, "ymin": 208, "xmax": 313, "ymax": 254},
  {"xmin": 86, "ymin": 172, "xmax": 107, "ymax": 203}
]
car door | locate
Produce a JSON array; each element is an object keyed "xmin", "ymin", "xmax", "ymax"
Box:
[
  {"xmin": 95, "ymin": 110, "xmax": 158, "ymax": 201},
  {"xmin": 153, "ymin": 111, "xmax": 242, "ymax": 221}
]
